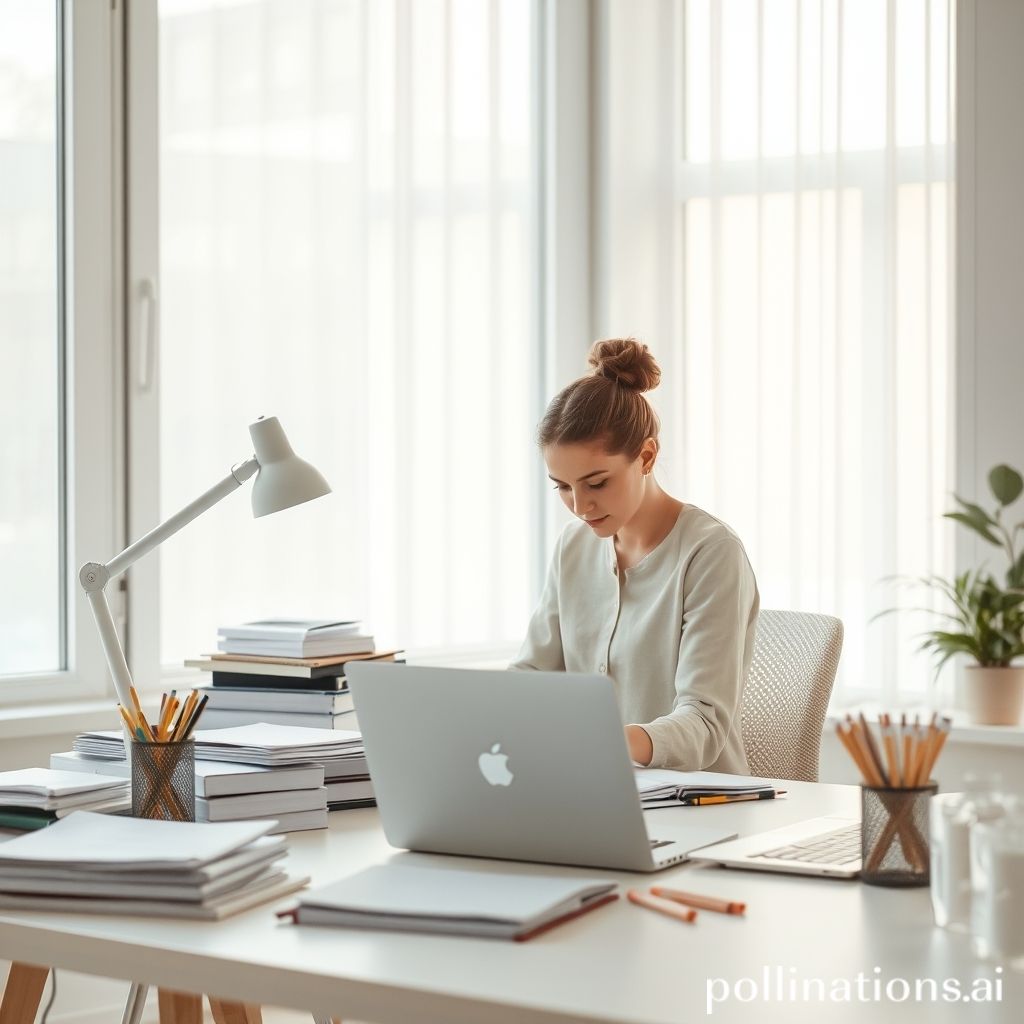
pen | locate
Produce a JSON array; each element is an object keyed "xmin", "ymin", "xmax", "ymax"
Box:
[
  {"xmin": 683, "ymin": 790, "xmax": 782, "ymax": 806},
  {"xmin": 627, "ymin": 889, "xmax": 697, "ymax": 923},
  {"xmin": 181, "ymin": 692, "xmax": 210, "ymax": 739},
  {"xmin": 649, "ymin": 887, "xmax": 746, "ymax": 915}
]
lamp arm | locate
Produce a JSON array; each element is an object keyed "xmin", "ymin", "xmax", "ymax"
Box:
[
  {"xmin": 85, "ymin": 588, "xmax": 136, "ymax": 712},
  {"xmin": 78, "ymin": 456, "xmax": 258, "ymax": 712},
  {"xmin": 104, "ymin": 457, "xmax": 258, "ymax": 581}
]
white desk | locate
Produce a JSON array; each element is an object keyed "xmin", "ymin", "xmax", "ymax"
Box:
[{"xmin": 0, "ymin": 782, "xmax": 1019, "ymax": 1024}]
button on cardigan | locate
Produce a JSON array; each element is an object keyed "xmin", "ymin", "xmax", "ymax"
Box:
[{"xmin": 509, "ymin": 505, "xmax": 760, "ymax": 773}]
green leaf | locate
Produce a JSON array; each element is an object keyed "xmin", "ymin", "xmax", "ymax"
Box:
[
  {"xmin": 990, "ymin": 465, "xmax": 1024, "ymax": 506},
  {"xmin": 944, "ymin": 511, "xmax": 1001, "ymax": 546},
  {"xmin": 953, "ymin": 494, "xmax": 999, "ymax": 526}
]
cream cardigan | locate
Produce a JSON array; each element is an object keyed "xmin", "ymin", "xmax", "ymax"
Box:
[{"xmin": 509, "ymin": 505, "xmax": 759, "ymax": 773}]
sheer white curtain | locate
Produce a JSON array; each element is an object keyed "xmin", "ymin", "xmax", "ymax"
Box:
[
  {"xmin": 156, "ymin": 0, "xmax": 538, "ymax": 663},
  {"xmin": 596, "ymin": 0, "xmax": 955, "ymax": 705}
]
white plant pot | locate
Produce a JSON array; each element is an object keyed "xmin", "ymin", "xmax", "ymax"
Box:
[{"xmin": 964, "ymin": 666, "xmax": 1024, "ymax": 726}]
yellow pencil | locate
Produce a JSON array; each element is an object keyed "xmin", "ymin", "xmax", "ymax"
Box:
[{"xmin": 118, "ymin": 704, "xmax": 138, "ymax": 735}]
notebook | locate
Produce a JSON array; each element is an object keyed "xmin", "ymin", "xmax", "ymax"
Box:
[
  {"xmin": 0, "ymin": 814, "xmax": 308, "ymax": 918},
  {"xmin": 0, "ymin": 811, "xmax": 274, "ymax": 871},
  {"xmin": 51, "ymin": 751, "xmax": 325, "ymax": 799},
  {"xmin": 635, "ymin": 769, "xmax": 778, "ymax": 808},
  {"xmin": 285, "ymin": 861, "xmax": 618, "ymax": 940}
]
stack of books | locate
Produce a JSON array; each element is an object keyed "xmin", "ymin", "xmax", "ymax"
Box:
[
  {"xmin": 217, "ymin": 619, "xmax": 375, "ymax": 659},
  {"xmin": 71, "ymin": 722, "xmax": 375, "ymax": 813},
  {"xmin": 0, "ymin": 812, "xmax": 307, "ymax": 919},
  {"xmin": 51, "ymin": 752, "xmax": 331, "ymax": 833},
  {"xmin": 182, "ymin": 649, "xmax": 401, "ymax": 731},
  {"xmin": 0, "ymin": 769, "xmax": 130, "ymax": 832}
]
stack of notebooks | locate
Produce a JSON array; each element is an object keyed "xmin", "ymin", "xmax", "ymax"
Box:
[
  {"xmin": 0, "ymin": 769, "xmax": 130, "ymax": 832},
  {"xmin": 51, "ymin": 752, "xmax": 330, "ymax": 833},
  {"xmin": 0, "ymin": 812, "xmax": 307, "ymax": 919},
  {"xmin": 182, "ymin": 648, "xmax": 402, "ymax": 731},
  {"xmin": 71, "ymin": 723, "xmax": 374, "ymax": 816},
  {"xmin": 634, "ymin": 769, "xmax": 779, "ymax": 808},
  {"xmin": 217, "ymin": 619, "xmax": 376, "ymax": 659}
]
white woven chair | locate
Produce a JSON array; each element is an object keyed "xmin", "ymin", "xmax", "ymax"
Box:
[{"xmin": 740, "ymin": 609, "xmax": 844, "ymax": 782}]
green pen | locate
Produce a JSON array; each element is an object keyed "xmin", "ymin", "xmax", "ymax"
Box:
[{"xmin": 135, "ymin": 726, "xmax": 147, "ymax": 743}]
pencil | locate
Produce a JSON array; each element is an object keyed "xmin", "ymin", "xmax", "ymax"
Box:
[
  {"xmin": 848, "ymin": 717, "xmax": 885, "ymax": 787},
  {"xmin": 685, "ymin": 791, "xmax": 779, "ymax": 806},
  {"xmin": 136, "ymin": 707, "xmax": 157, "ymax": 742},
  {"xmin": 857, "ymin": 712, "xmax": 889, "ymax": 787},
  {"xmin": 128, "ymin": 684, "xmax": 144, "ymax": 721},
  {"xmin": 627, "ymin": 889, "xmax": 697, "ymax": 923},
  {"xmin": 158, "ymin": 696, "xmax": 179, "ymax": 741},
  {"xmin": 171, "ymin": 690, "xmax": 198, "ymax": 741},
  {"xmin": 118, "ymin": 704, "xmax": 138, "ymax": 735},
  {"xmin": 649, "ymin": 887, "xmax": 745, "ymax": 915},
  {"xmin": 880, "ymin": 715, "xmax": 902, "ymax": 787}
]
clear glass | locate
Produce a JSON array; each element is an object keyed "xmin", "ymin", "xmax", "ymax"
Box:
[
  {"xmin": 156, "ymin": 0, "xmax": 538, "ymax": 665},
  {"xmin": 970, "ymin": 810, "xmax": 1024, "ymax": 968},
  {"xmin": 930, "ymin": 776, "xmax": 1005, "ymax": 931},
  {"xmin": 0, "ymin": 0, "xmax": 62, "ymax": 675}
]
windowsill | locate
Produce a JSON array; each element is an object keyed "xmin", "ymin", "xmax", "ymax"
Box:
[
  {"xmin": 0, "ymin": 644, "xmax": 520, "ymax": 741},
  {"xmin": 825, "ymin": 708, "xmax": 1024, "ymax": 749},
  {"xmin": 0, "ymin": 699, "xmax": 120, "ymax": 741}
]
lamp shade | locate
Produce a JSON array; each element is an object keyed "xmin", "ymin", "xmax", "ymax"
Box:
[{"xmin": 249, "ymin": 416, "xmax": 332, "ymax": 518}]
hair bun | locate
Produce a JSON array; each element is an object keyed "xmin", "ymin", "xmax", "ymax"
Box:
[{"xmin": 587, "ymin": 338, "xmax": 661, "ymax": 392}]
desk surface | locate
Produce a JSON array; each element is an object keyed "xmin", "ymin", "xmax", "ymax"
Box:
[{"xmin": 0, "ymin": 781, "xmax": 1019, "ymax": 1024}]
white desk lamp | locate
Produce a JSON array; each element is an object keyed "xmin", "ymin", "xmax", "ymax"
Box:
[{"xmin": 79, "ymin": 415, "xmax": 331, "ymax": 721}]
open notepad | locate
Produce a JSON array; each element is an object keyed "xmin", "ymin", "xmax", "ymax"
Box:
[
  {"xmin": 635, "ymin": 769, "xmax": 778, "ymax": 808},
  {"xmin": 284, "ymin": 862, "xmax": 618, "ymax": 940}
]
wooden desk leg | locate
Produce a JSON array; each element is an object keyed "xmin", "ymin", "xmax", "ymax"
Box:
[
  {"xmin": 157, "ymin": 989, "xmax": 203, "ymax": 1024},
  {"xmin": 0, "ymin": 963, "xmax": 50, "ymax": 1024},
  {"xmin": 208, "ymin": 999, "xmax": 263, "ymax": 1024}
]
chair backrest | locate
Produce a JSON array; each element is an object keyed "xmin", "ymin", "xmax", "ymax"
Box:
[{"xmin": 740, "ymin": 610, "xmax": 844, "ymax": 782}]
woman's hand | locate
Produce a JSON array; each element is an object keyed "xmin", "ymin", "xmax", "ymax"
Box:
[{"xmin": 625, "ymin": 724, "xmax": 654, "ymax": 766}]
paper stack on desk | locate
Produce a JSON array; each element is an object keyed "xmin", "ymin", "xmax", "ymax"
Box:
[
  {"xmin": 72, "ymin": 723, "xmax": 374, "ymax": 815},
  {"xmin": 52, "ymin": 750, "xmax": 331, "ymax": 834},
  {"xmin": 0, "ymin": 769, "xmax": 130, "ymax": 832},
  {"xmin": 0, "ymin": 811, "xmax": 308, "ymax": 918}
]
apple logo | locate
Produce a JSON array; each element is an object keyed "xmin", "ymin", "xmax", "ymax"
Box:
[{"xmin": 478, "ymin": 743, "xmax": 514, "ymax": 787}]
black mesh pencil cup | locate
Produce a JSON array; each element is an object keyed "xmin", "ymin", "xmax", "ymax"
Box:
[
  {"xmin": 861, "ymin": 782, "xmax": 937, "ymax": 887},
  {"xmin": 131, "ymin": 739, "xmax": 195, "ymax": 821}
]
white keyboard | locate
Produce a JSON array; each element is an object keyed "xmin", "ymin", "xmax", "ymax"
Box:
[{"xmin": 752, "ymin": 822, "xmax": 861, "ymax": 865}]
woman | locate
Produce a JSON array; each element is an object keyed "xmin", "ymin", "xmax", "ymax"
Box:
[{"xmin": 509, "ymin": 338, "xmax": 759, "ymax": 773}]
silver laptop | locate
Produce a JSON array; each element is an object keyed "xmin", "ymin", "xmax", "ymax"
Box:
[
  {"xmin": 345, "ymin": 664, "xmax": 737, "ymax": 873},
  {"xmin": 688, "ymin": 816, "xmax": 861, "ymax": 878}
]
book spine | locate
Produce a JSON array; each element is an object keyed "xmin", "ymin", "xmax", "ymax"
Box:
[{"xmin": 210, "ymin": 671, "xmax": 345, "ymax": 690}]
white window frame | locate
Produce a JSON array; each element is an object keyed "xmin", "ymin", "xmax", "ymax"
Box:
[
  {"xmin": 123, "ymin": 0, "xmax": 572, "ymax": 683},
  {"xmin": 0, "ymin": 0, "xmax": 124, "ymax": 707}
]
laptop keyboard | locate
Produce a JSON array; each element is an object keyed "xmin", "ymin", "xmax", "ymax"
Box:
[{"xmin": 752, "ymin": 822, "xmax": 861, "ymax": 865}]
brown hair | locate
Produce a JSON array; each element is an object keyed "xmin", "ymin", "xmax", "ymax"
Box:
[{"xmin": 537, "ymin": 338, "xmax": 662, "ymax": 459}]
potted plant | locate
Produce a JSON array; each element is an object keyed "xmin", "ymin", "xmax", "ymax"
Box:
[{"xmin": 881, "ymin": 464, "xmax": 1024, "ymax": 725}]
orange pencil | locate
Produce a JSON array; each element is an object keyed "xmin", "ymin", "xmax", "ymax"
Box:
[
  {"xmin": 172, "ymin": 690, "xmax": 199, "ymax": 741},
  {"xmin": 627, "ymin": 889, "xmax": 697, "ymax": 923},
  {"xmin": 118, "ymin": 704, "xmax": 138, "ymax": 735},
  {"xmin": 649, "ymin": 887, "xmax": 745, "ymax": 915}
]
